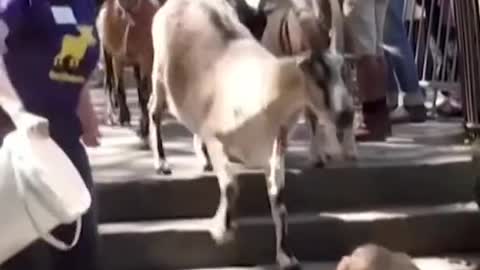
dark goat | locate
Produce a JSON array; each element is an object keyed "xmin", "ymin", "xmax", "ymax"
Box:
[{"xmin": 97, "ymin": 0, "xmax": 172, "ymax": 174}]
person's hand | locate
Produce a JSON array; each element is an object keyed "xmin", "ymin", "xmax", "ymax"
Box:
[
  {"xmin": 11, "ymin": 110, "xmax": 49, "ymax": 138},
  {"xmin": 80, "ymin": 114, "xmax": 101, "ymax": 147}
]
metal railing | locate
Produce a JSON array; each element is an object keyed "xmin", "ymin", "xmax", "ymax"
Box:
[
  {"xmin": 402, "ymin": 0, "xmax": 460, "ymax": 115},
  {"xmin": 452, "ymin": 0, "xmax": 480, "ymax": 138},
  {"xmin": 402, "ymin": 0, "xmax": 480, "ymax": 137}
]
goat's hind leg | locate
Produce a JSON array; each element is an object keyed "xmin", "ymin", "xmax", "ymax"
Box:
[
  {"xmin": 305, "ymin": 109, "xmax": 327, "ymax": 168},
  {"xmin": 193, "ymin": 134, "xmax": 213, "ymax": 172},
  {"xmin": 341, "ymin": 122, "xmax": 358, "ymax": 161},
  {"xmin": 103, "ymin": 48, "xmax": 117, "ymax": 126},
  {"xmin": 267, "ymin": 128, "xmax": 300, "ymax": 270},
  {"xmin": 149, "ymin": 70, "xmax": 171, "ymax": 175},
  {"xmin": 206, "ymin": 139, "xmax": 238, "ymax": 244}
]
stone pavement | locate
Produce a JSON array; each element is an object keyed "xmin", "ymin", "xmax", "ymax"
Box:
[
  {"xmin": 87, "ymin": 87, "xmax": 480, "ymax": 270},
  {"xmin": 188, "ymin": 256, "xmax": 480, "ymax": 270},
  {"xmin": 87, "ymin": 88, "xmax": 471, "ymax": 183}
]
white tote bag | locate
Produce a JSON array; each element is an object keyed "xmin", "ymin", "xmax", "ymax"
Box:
[{"xmin": 0, "ymin": 129, "xmax": 92, "ymax": 265}]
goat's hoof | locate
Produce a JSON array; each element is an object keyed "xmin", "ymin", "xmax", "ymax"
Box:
[
  {"xmin": 135, "ymin": 127, "xmax": 149, "ymax": 140},
  {"xmin": 203, "ymin": 163, "xmax": 213, "ymax": 172},
  {"xmin": 209, "ymin": 224, "xmax": 235, "ymax": 245},
  {"xmin": 155, "ymin": 163, "xmax": 172, "ymax": 175},
  {"xmin": 308, "ymin": 157, "xmax": 326, "ymax": 169},
  {"xmin": 282, "ymin": 262, "xmax": 302, "ymax": 270},
  {"xmin": 138, "ymin": 139, "xmax": 151, "ymax": 151},
  {"xmin": 312, "ymin": 160, "xmax": 325, "ymax": 168},
  {"xmin": 120, "ymin": 121, "xmax": 131, "ymax": 127},
  {"xmin": 344, "ymin": 150, "xmax": 359, "ymax": 162},
  {"xmin": 119, "ymin": 112, "xmax": 131, "ymax": 126}
]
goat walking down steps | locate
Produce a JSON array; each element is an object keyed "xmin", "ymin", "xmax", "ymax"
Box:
[
  {"xmin": 97, "ymin": 0, "xmax": 172, "ymax": 174},
  {"xmin": 149, "ymin": 0, "xmax": 353, "ymax": 269}
]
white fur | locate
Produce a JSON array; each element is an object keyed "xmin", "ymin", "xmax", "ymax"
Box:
[{"xmin": 149, "ymin": 0, "xmax": 346, "ymax": 268}]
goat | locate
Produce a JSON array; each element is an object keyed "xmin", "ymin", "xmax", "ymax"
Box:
[
  {"xmin": 261, "ymin": 0, "xmax": 358, "ymax": 166},
  {"xmin": 97, "ymin": 0, "xmax": 172, "ymax": 174},
  {"xmin": 149, "ymin": 0, "xmax": 352, "ymax": 269},
  {"xmin": 194, "ymin": 0, "xmax": 269, "ymax": 172}
]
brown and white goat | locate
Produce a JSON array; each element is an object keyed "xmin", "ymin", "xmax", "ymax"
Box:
[
  {"xmin": 97, "ymin": 0, "xmax": 172, "ymax": 174},
  {"xmin": 149, "ymin": 0, "xmax": 352, "ymax": 268},
  {"xmin": 261, "ymin": 0, "xmax": 357, "ymax": 166}
]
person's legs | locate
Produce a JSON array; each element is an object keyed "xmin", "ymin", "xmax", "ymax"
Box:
[
  {"xmin": 49, "ymin": 140, "xmax": 99, "ymax": 270},
  {"xmin": 383, "ymin": 0, "xmax": 427, "ymax": 122},
  {"xmin": 344, "ymin": 0, "xmax": 391, "ymax": 141}
]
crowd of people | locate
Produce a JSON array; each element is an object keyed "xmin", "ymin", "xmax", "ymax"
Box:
[
  {"xmin": 0, "ymin": 0, "xmax": 465, "ymax": 270},
  {"xmin": 348, "ymin": 0, "xmax": 460, "ymax": 142}
]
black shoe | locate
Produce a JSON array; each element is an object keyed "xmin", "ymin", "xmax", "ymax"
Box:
[
  {"xmin": 405, "ymin": 105, "xmax": 428, "ymax": 123},
  {"xmin": 390, "ymin": 105, "xmax": 427, "ymax": 124}
]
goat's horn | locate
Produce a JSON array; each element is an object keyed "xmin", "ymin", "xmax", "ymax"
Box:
[{"xmin": 328, "ymin": 0, "xmax": 344, "ymax": 52}]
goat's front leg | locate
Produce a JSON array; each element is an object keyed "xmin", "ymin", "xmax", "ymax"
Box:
[
  {"xmin": 207, "ymin": 138, "xmax": 238, "ymax": 244},
  {"xmin": 310, "ymin": 115, "xmax": 343, "ymax": 167},
  {"xmin": 103, "ymin": 48, "xmax": 117, "ymax": 126},
  {"xmin": 149, "ymin": 69, "xmax": 171, "ymax": 175},
  {"xmin": 305, "ymin": 109, "xmax": 327, "ymax": 168},
  {"xmin": 112, "ymin": 57, "xmax": 131, "ymax": 126},
  {"xmin": 193, "ymin": 134, "xmax": 213, "ymax": 172},
  {"xmin": 135, "ymin": 67, "xmax": 151, "ymax": 149},
  {"xmin": 267, "ymin": 128, "xmax": 300, "ymax": 270},
  {"xmin": 341, "ymin": 123, "xmax": 358, "ymax": 161}
]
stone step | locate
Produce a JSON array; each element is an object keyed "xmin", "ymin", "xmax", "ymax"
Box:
[
  {"xmin": 96, "ymin": 161, "xmax": 476, "ymax": 223},
  {"xmin": 99, "ymin": 202, "xmax": 480, "ymax": 270},
  {"xmin": 114, "ymin": 256, "xmax": 480, "ymax": 270}
]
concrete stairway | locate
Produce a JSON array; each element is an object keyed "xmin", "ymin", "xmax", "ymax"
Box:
[{"xmin": 88, "ymin": 89, "xmax": 480, "ymax": 270}]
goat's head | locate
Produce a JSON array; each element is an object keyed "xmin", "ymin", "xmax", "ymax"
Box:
[
  {"xmin": 291, "ymin": 0, "xmax": 356, "ymax": 161},
  {"xmin": 296, "ymin": 49, "xmax": 354, "ymax": 161}
]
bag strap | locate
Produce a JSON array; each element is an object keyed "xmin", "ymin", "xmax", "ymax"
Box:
[{"xmin": 12, "ymin": 151, "xmax": 82, "ymax": 251}]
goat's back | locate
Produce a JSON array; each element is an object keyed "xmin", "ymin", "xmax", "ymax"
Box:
[
  {"xmin": 152, "ymin": 0, "xmax": 308, "ymax": 164},
  {"xmin": 153, "ymin": 0, "xmax": 293, "ymax": 129},
  {"xmin": 99, "ymin": 0, "xmax": 160, "ymax": 66}
]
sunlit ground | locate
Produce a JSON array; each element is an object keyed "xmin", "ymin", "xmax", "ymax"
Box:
[{"xmin": 86, "ymin": 87, "xmax": 471, "ymax": 183}]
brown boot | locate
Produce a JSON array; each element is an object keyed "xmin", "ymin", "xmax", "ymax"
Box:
[{"xmin": 356, "ymin": 99, "xmax": 392, "ymax": 142}]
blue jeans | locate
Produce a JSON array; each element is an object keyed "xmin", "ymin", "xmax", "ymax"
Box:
[
  {"xmin": 384, "ymin": 0, "xmax": 425, "ymax": 106},
  {"xmin": 2, "ymin": 137, "xmax": 99, "ymax": 270}
]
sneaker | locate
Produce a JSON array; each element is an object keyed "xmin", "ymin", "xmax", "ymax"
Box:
[
  {"xmin": 405, "ymin": 105, "xmax": 427, "ymax": 122},
  {"xmin": 437, "ymin": 98, "xmax": 462, "ymax": 117}
]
